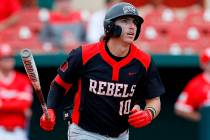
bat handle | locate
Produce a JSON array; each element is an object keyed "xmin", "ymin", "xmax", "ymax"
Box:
[{"xmin": 42, "ymin": 104, "xmax": 51, "ymax": 121}]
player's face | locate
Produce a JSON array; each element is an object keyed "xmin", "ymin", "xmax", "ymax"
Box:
[
  {"xmin": 0, "ymin": 57, "xmax": 15, "ymax": 71},
  {"xmin": 115, "ymin": 17, "xmax": 137, "ymax": 43}
]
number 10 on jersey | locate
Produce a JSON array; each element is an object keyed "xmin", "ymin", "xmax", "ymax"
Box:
[{"xmin": 119, "ymin": 99, "xmax": 131, "ymax": 115}]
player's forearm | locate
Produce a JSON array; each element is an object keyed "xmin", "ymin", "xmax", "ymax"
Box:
[
  {"xmin": 47, "ymin": 81, "xmax": 66, "ymax": 109},
  {"xmin": 145, "ymin": 97, "xmax": 161, "ymax": 119},
  {"xmin": 175, "ymin": 109, "xmax": 201, "ymax": 122},
  {"xmin": 47, "ymin": 74, "xmax": 73, "ymax": 109}
]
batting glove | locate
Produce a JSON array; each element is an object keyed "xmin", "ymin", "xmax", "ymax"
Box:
[
  {"xmin": 40, "ymin": 109, "xmax": 56, "ymax": 131},
  {"xmin": 128, "ymin": 109, "xmax": 153, "ymax": 128}
]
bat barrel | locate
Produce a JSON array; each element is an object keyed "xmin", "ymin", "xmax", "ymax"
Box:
[{"xmin": 20, "ymin": 48, "xmax": 50, "ymax": 120}]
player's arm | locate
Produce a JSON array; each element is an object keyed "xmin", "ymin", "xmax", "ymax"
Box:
[
  {"xmin": 128, "ymin": 59, "xmax": 165, "ymax": 128},
  {"xmin": 40, "ymin": 76, "xmax": 74, "ymax": 131},
  {"xmin": 128, "ymin": 97, "xmax": 161, "ymax": 128},
  {"xmin": 174, "ymin": 91, "xmax": 200, "ymax": 122},
  {"xmin": 174, "ymin": 108, "xmax": 200, "ymax": 122},
  {"xmin": 40, "ymin": 47, "xmax": 82, "ymax": 131},
  {"xmin": 145, "ymin": 97, "xmax": 161, "ymax": 119}
]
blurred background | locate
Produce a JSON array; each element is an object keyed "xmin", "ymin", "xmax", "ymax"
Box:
[{"xmin": 1, "ymin": 0, "xmax": 210, "ymax": 139}]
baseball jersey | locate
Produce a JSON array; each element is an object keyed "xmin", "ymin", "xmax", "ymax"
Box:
[
  {"xmin": 175, "ymin": 73, "xmax": 210, "ymax": 112},
  {"xmin": 0, "ymin": 71, "xmax": 32, "ymax": 130},
  {"xmin": 55, "ymin": 41, "xmax": 165, "ymax": 136}
]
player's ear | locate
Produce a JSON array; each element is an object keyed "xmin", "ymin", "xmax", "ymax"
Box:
[{"xmin": 112, "ymin": 25, "xmax": 122, "ymax": 37}]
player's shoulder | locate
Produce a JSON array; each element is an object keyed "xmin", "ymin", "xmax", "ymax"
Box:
[
  {"xmin": 132, "ymin": 44, "xmax": 151, "ymax": 70},
  {"xmin": 68, "ymin": 46, "xmax": 82, "ymax": 55},
  {"xmin": 190, "ymin": 73, "xmax": 205, "ymax": 84},
  {"xmin": 81, "ymin": 41, "xmax": 101, "ymax": 53},
  {"xmin": 81, "ymin": 41, "xmax": 102, "ymax": 64},
  {"xmin": 15, "ymin": 71, "xmax": 30, "ymax": 83},
  {"xmin": 186, "ymin": 73, "xmax": 204, "ymax": 88},
  {"xmin": 15, "ymin": 71, "xmax": 28, "ymax": 79}
]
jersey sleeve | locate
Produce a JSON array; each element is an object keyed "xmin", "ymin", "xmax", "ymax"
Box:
[
  {"xmin": 175, "ymin": 80, "xmax": 199, "ymax": 112},
  {"xmin": 138, "ymin": 59, "xmax": 165, "ymax": 99},
  {"xmin": 57, "ymin": 47, "xmax": 83, "ymax": 84},
  {"xmin": 47, "ymin": 47, "xmax": 82, "ymax": 109}
]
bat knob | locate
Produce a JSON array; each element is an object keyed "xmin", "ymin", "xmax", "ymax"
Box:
[{"xmin": 21, "ymin": 49, "xmax": 31, "ymax": 58}]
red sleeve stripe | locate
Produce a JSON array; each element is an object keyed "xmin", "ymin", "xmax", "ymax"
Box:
[
  {"xmin": 72, "ymin": 79, "xmax": 82, "ymax": 124},
  {"xmin": 54, "ymin": 75, "xmax": 72, "ymax": 92}
]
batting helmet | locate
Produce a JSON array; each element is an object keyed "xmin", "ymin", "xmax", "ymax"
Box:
[
  {"xmin": 104, "ymin": 2, "xmax": 144, "ymax": 40},
  {"xmin": 200, "ymin": 48, "xmax": 210, "ymax": 65}
]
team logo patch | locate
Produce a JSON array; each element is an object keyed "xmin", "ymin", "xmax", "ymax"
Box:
[
  {"xmin": 128, "ymin": 72, "xmax": 136, "ymax": 76},
  {"xmin": 60, "ymin": 61, "xmax": 68, "ymax": 72},
  {"xmin": 123, "ymin": 5, "xmax": 136, "ymax": 15}
]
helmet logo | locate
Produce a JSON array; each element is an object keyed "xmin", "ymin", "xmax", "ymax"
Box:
[{"xmin": 123, "ymin": 6, "xmax": 136, "ymax": 15}]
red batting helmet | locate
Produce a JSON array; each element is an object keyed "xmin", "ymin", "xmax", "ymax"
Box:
[
  {"xmin": 0, "ymin": 44, "xmax": 14, "ymax": 58},
  {"xmin": 200, "ymin": 48, "xmax": 210, "ymax": 65}
]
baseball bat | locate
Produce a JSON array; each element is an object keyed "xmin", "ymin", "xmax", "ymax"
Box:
[{"xmin": 21, "ymin": 49, "xmax": 50, "ymax": 120}]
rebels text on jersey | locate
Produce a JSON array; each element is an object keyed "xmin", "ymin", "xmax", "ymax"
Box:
[
  {"xmin": 89, "ymin": 79, "xmax": 136, "ymax": 98},
  {"xmin": 56, "ymin": 41, "xmax": 165, "ymax": 136}
]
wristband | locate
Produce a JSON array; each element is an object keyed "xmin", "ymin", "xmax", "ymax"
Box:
[{"xmin": 146, "ymin": 107, "xmax": 157, "ymax": 119}]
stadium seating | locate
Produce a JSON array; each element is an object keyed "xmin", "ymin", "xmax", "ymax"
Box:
[
  {"xmin": 0, "ymin": 3, "xmax": 208, "ymax": 55},
  {"xmin": 185, "ymin": 9, "xmax": 210, "ymax": 37},
  {"xmin": 137, "ymin": 5, "xmax": 210, "ymax": 54}
]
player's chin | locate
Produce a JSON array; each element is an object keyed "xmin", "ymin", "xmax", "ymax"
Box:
[
  {"xmin": 123, "ymin": 38, "xmax": 134, "ymax": 44},
  {"xmin": 124, "ymin": 35, "xmax": 135, "ymax": 42}
]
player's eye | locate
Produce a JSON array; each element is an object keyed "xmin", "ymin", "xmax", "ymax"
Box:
[{"xmin": 121, "ymin": 19, "xmax": 129, "ymax": 23}]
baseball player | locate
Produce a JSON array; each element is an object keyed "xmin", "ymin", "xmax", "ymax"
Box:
[
  {"xmin": 175, "ymin": 48, "xmax": 210, "ymax": 122},
  {"xmin": 0, "ymin": 44, "xmax": 33, "ymax": 140},
  {"xmin": 40, "ymin": 2, "xmax": 165, "ymax": 140}
]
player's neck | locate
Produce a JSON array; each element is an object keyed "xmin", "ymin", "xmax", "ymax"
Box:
[
  {"xmin": 0, "ymin": 70, "xmax": 15, "ymax": 84},
  {"xmin": 0, "ymin": 69, "xmax": 13, "ymax": 77},
  {"xmin": 107, "ymin": 39, "xmax": 130, "ymax": 57}
]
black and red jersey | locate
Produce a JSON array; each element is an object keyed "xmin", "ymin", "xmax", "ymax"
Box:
[{"xmin": 51, "ymin": 41, "xmax": 165, "ymax": 136}]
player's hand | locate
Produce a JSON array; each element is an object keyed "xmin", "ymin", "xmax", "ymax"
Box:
[
  {"xmin": 128, "ymin": 107, "xmax": 153, "ymax": 128},
  {"xmin": 40, "ymin": 109, "xmax": 56, "ymax": 131}
]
